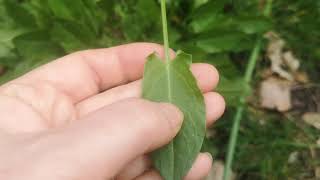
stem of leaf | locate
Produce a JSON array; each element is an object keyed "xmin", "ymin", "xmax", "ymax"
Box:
[
  {"xmin": 223, "ymin": 0, "xmax": 273, "ymax": 179},
  {"xmin": 160, "ymin": 0, "xmax": 170, "ymax": 63}
]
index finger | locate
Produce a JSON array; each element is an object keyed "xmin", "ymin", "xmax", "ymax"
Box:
[{"xmin": 6, "ymin": 43, "xmax": 171, "ymax": 103}]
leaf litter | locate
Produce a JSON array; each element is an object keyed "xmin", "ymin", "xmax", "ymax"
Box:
[
  {"xmin": 265, "ymin": 32, "xmax": 302, "ymax": 81},
  {"xmin": 302, "ymin": 113, "xmax": 320, "ymax": 130},
  {"xmin": 260, "ymin": 77, "xmax": 292, "ymax": 112}
]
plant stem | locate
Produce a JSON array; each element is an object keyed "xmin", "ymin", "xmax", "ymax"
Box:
[
  {"xmin": 223, "ymin": 39, "xmax": 262, "ymax": 180},
  {"xmin": 223, "ymin": 0, "xmax": 273, "ymax": 179},
  {"xmin": 160, "ymin": 0, "xmax": 170, "ymax": 63}
]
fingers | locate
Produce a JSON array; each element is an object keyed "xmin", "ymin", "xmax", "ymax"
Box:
[
  {"xmin": 134, "ymin": 170, "xmax": 163, "ymax": 180},
  {"xmin": 190, "ymin": 63, "xmax": 219, "ymax": 92},
  {"xmin": 184, "ymin": 153, "xmax": 213, "ymax": 180},
  {"xmin": 76, "ymin": 87, "xmax": 225, "ymax": 130},
  {"xmin": 6, "ymin": 43, "xmax": 172, "ymax": 103},
  {"xmin": 204, "ymin": 92, "xmax": 226, "ymax": 127},
  {"xmin": 133, "ymin": 153, "xmax": 213, "ymax": 180},
  {"xmin": 77, "ymin": 89, "xmax": 225, "ymax": 129},
  {"xmin": 116, "ymin": 155, "xmax": 152, "ymax": 180},
  {"xmin": 33, "ymin": 98, "xmax": 183, "ymax": 179},
  {"xmin": 78, "ymin": 89, "xmax": 225, "ymax": 128},
  {"xmin": 76, "ymin": 80, "xmax": 143, "ymax": 117},
  {"xmin": 76, "ymin": 63, "xmax": 220, "ymax": 118}
]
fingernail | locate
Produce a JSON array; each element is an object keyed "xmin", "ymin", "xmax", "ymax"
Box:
[{"xmin": 204, "ymin": 152, "xmax": 213, "ymax": 161}]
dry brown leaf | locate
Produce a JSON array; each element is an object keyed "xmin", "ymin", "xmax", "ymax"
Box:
[
  {"xmin": 260, "ymin": 77, "xmax": 292, "ymax": 112},
  {"xmin": 316, "ymin": 167, "xmax": 320, "ymax": 179},
  {"xmin": 206, "ymin": 161, "xmax": 235, "ymax": 180},
  {"xmin": 283, "ymin": 51, "xmax": 300, "ymax": 71},
  {"xmin": 265, "ymin": 32, "xmax": 293, "ymax": 80},
  {"xmin": 302, "ymin": 113, "xmax": 320, "ymax": 129},
  {"xmin": 265, "ymin": 32, "xmax": 301, "ymax": 81},
  {"xmin": 288, "ymin": 151, "xmax": 299, "ymax": 164},
  {"xmin": 294, "ymin": 71, "xmax": 309, "ymax": 83},
  {"xmin": 260, "ymin": 68, "xmax": 273, "ymax": 79}
]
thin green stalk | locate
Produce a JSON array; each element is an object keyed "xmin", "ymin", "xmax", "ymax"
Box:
[
  {"xmin": 160, "ymin": 0, "xmax": 170, "ymax": 63},
  {"xmin": 160, "ymin": 0, "xmax": 173, "ymax": 101},
  {"xmin": 223, "ymin": 39, "xmax": 262, "ymax": 180},
  {"xmin": 223, "ymin": 0, "xmax": 273, "ymax": 179},
  {"xmin": 244, "ymin": 39, "xmax": 262, "ymax": 83}
]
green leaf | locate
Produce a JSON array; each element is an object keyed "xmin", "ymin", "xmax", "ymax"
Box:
[
  {"xmin": 13, "ymin": 31, "xmax": 64, "ymax": 62},
  {"xmin": 26, "ymin": 0, "xmax": 53, "ymax": 28},
  {"xmin": 136, "ymin": 0, "xmax": 159, "ymax": 20},
  {"xmin": 190, "ymin": 0, "xmax": 228, "ymax": 33},
  {"xmin": 0, "ymin": 27, "xmax": 26, "ymax": 47},
  {"xmin": 193, "ymin": 0, "xmax": 209, "ymax": 8},
  {"xmin": 190, "ymin": 15, "xmax": 232, "ymax": 33},
  {"xmin": 235, "ymin": 16, "xmax": 273, "ymax": 34},
  {"xmin": 0, "ymin": 1, "xmax": 34, "ymax": 45},
  {"xmin": 216, "ymin": 77, "xmax": 251, "ymax": 106},
  {"xmin": 48, "ymin": 0, "xmax": 104, "ymax": 35},
  {"xmin": 195, "ymin": 30, "xmax": 254, "ymax": 53},
  {"xmin": 0, "ymin": 43, "xmax": 18, "ymax": 68},
  {"xmin": 3, "ymin": 0, "xmax": 37, "ymax": 28},
  {"xmin": 142, "ymin": 51, "xmax": 206, "ymax": 180},
  {"xmin": 205, "ymin": 53, "xmax": 242, "ymax": 78},
  {"xmin": 118, "ymin": 0, "xmax": 160, "ymax": 41},
  {"xmin": 191, "ymin": 0, "xmax": 227, "ymax": 20},
  {"xmin": 50, "ymin": 21, "xmax": 96, "ymax": 52}
]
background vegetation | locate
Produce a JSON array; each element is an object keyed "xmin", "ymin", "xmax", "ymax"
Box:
[{"xmin": 0, "ymin": 0, "xmax": 319, "ymax": 179}]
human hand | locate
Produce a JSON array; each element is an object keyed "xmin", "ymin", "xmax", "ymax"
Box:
[{"xmin": 0, "ymin": 43, "xmax": 225, "ymax": 180}]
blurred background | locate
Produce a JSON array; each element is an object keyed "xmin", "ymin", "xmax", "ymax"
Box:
[{"xmin": 0, "ymin": 0, "xmax": 319, "ymax": 179}]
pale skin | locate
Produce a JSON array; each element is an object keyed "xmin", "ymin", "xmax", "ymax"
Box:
[{"xmin": 0, "ymin": 43, "xmax": 225, "ymax": 180}]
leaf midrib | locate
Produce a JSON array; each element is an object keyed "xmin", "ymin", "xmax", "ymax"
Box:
[
  {"xmin": 165, "ymin": 63, "xmax": 174, "ymax": 180},
  {"xmin": 147, "ymin": 60, "xmax": 205, "ymax": 180}
]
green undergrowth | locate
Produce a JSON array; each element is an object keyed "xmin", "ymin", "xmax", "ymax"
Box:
[
  {"xmin": 213, "ymin": 109, "xmax": 320, "ymax": 179},
  {"xmin": 0, "ymin": 0, "xmax": 319, "ymax": 179}
]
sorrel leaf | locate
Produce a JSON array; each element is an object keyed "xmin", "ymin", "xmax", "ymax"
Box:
[{"xmin": 142, "ymin": 51, "xmax": 206, "ymax": 180}]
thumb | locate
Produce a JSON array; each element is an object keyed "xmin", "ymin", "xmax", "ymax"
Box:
[{"xmin": 30, "ymin": 98, "xmax": 183, "ymax": 180}]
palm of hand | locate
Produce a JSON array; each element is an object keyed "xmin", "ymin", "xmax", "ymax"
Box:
[{"xmin": 0, "ymin": 43, "xmax": 225, "ymax": 180}]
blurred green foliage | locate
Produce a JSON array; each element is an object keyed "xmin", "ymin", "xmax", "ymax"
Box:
[{"xmin": 0, "ymin": 0, "xmax": 319, "ymax": 179}]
